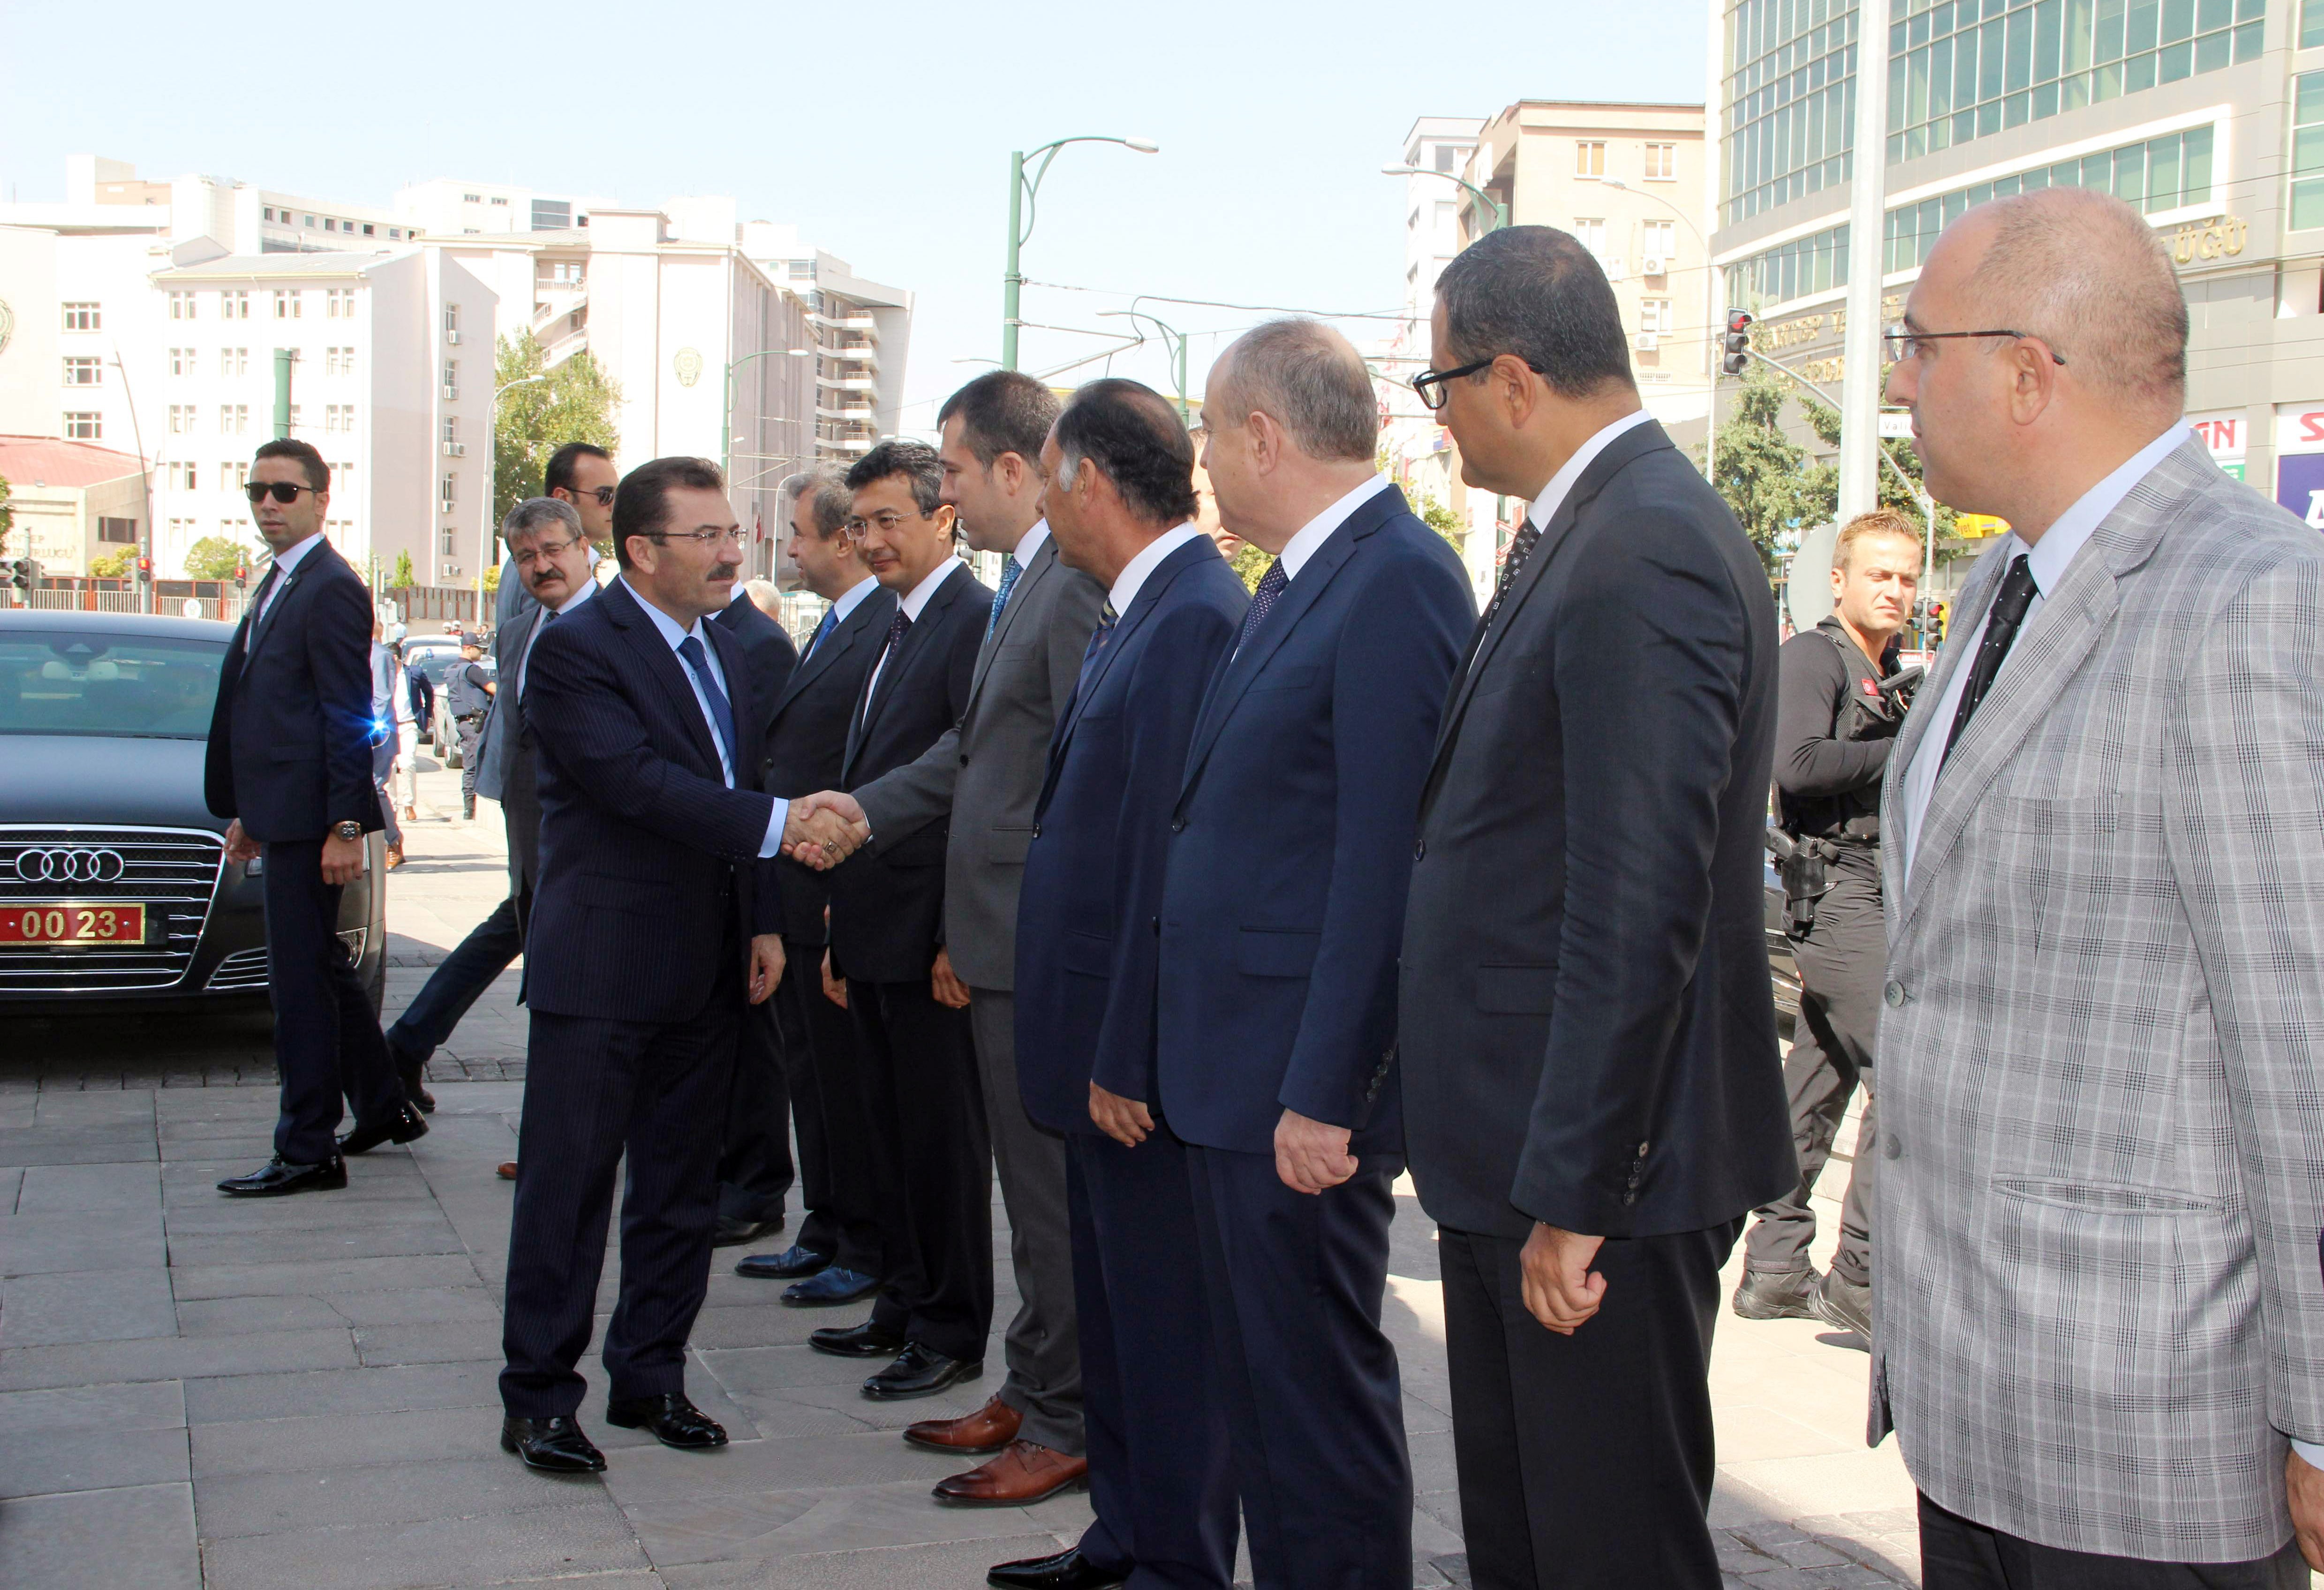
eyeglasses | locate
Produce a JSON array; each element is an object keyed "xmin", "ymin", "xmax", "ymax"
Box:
[
  {"xmin": 644, "ymin": 526, "xmax": 747, "ymax": 548},
  {"xmin": 244, "ymin": 481, "xmax": 318, "ymax": 504},
  {"xmin": 1411, "ymin": 355, "xmax": 1545, "ymax": 411},
  {"xmin": 572, "ymin": 485, "xmax": 616, "ymax": 507},
  {"xmin": 1882, "ymin": 324, "xmax": 2067, "ymax": 366},
  {"xmin": 511, "ymin": 535, "xmax": 586, "ymax": 569},
  {"xmin": 841, "ymin": 509, "xmax": 929, "ymax": 542}
]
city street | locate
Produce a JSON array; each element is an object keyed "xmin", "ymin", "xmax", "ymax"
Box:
[{"xmin": 0, "ymin": 755, "xmax": 1924, "ymax": 1590}]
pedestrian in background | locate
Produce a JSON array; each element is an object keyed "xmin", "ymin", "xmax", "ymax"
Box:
[
  {"xmin": 1876, "ymin": 185, "xmax": 2324, "ymax": 1585},
  {"xmin": 446, "ymin": 635, "xmax": 493, "ymax": 820},
  {"xmin": 368, "ymin": 614, "xmax": 405, "ymax": 870},
  {"xmin": 1398, "ymin": 225, "xmax": 1793, "ymax": 1589},
  {"xmin": 1735, "ymin": 507, "xmax": 1924, "ymax": 1337}
]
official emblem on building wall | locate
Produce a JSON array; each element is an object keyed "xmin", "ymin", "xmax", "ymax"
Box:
[{"xmin": 673, "ymin": 347, "xmax": 702, "ymax": 387}]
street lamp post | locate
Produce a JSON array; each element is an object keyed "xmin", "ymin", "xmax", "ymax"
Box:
[
  {"xmin": 1380, "ymin": 165, "xmax": 1509, "ymax": 235},
  {"xmin": 723, "ymin": 347, "xmax": 813, "ymax": 482},
  {"xmin": 1602, "ymin": 177, "xmax": 1718, "ymax": 483},
  {"xmin": 1097, "ymin": 307, "xmax": 1191, "ymax": 419},
  {"xmin": 480, "ymin": 373, "xmax": 548, "ymax": 624},
  {"xmin": 1003, "ymin": 135, "xmax": 1161, "ymax": 371}
]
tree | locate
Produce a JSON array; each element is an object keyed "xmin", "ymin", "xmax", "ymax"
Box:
[
  {"xmin": 390, "ymin": 550, "xmax": 416, "ymax": 589},
  {"xmin": 494, "ymin": 331, "xmax": 621, "ymax": 529},
  {"xmin": 185, "ymin": 535, "xmax": 259, "ymax": 581},
  {"xmin": 0, "ymin": 474, "xmax": 13, "ymax": 542},
  {"xmin": 89, "ymin": 547, "xmax": 135, "ymax": 579},
  {"xmin": 1229, "ymin": 542, "xmax": 1272, "ymax": 592},
  {"xmin": 1798, "ymin": 387, "xmax": 1956, "ymax": 540},
  {"xmin": 1708, "ymin": 363, "xmax": 1825, "ymax": 567}
]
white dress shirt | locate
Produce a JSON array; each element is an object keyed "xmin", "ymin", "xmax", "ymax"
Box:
[
  {"xmin": 1108, "ymin": 524, "xmax": 1203, "ymax": 614},
  {"xmin": 1278, "ymin": 476, "xmax": 1396, "ymax": 581},
  {"xmin": 864, "ymin": 555, "xmax": 963, "ymax": 705},
  {"xmin": 514, "ymin": 577, "xmax": 597, "ymax": 701},
  {"xmin": 1013, "ymin": 520, "xmax": 1050, "ymax": 565},
  {"xmin": 1897, "ymin": 424, "xmax": 2188, "ymax": 881},
  {"xmin": 828, "ymin": 573, "xmax": 880, "ymax": 626},
  {"xmin": 256, "ymin": 530, "xmax": 324, "ymax": 623},
  {"xmin": 618, "ymin": 575, "xmax": 793, "ymax": 858}
]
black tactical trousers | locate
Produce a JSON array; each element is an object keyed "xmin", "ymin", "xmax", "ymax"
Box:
[{"xmin": 1744, "ymin": 859, "xmax": 1881, "ymax": 1287}]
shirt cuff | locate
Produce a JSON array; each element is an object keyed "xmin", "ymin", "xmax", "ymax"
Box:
[
  {"xmin": 757, "ymin": 796, "xmax": 793, "ymax": 860},
  {"xmin": 2292, "ymin": 1438, "xmax": 2324, "ymax": 1472}
]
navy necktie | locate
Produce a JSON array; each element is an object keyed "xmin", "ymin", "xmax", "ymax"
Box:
[
  {"xmin": 674, "ymin": 633, "xmax": 739, "ymax": 781},
  {"xmin": 1077, "ymin": 602, "xmax": 1119, "ymax": 686},
  {"xmin": 871, "ymin": 607, "xmax": 912, "ymax": 704},
  {"xmin": 1236, "ymin": 560, "xmax": 1288, "ymax": 653},
  {"xmin": 1485, "ymin": 515, "xmax": 1544, "ymax": 626},
  {"xmin": 803, "ymin": 606, "xmax": 837, "ymax": 661},
  {"xmin": 986, "ymin": 554, "xmax": 1022, "ymax": 641},
  {"xmin": 1941, "ymin": 554, "xmax": 2039, "ymax": 768}
]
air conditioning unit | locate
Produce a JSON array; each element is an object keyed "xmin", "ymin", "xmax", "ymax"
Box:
[
  {"xmin": 1642, "ymin": 255, "xmax": 1668, "ymax": 276},
  {"xmin": 441, "ymin": 563, "xmax": 461, "ymax": 579},
  {"xmin": 442, "ymin": 442, "xmax": 466, "ymax": 457},
  {"xmin": 445, "ymin": 329, "xmax": 461, "ymax": 345},
  {"xmin": 1636, "ymin": 333, "xmax": 1660, "ymax": 352},
  {"xmin": 442, "ymin": 387, "xmax": 460, "ymax": 402}
]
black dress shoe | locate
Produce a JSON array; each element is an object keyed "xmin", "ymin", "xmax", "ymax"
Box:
[
  {"xmin": 502, "ymin": 1415, "xmax": 606, "ymax": 1473},
  {"xmin": 783, "ymin": 1265, "xmax": 879, "ymax": 1306},
  {"xmin": 216, "ymin": 1156, "xmax": 347, "ymax": 1196},
  {"xmin": 711, "ymin": 1214, "xmax": 785, "ymax": 1248},
  {"xmin": 864, "ymin": 1340, "xmax": 983, "ymax": 1401},
  {"xmin": 809, "ymin": 1320, "xmax": 908, "ymax": 1358},
  {"xmin": 736, "ymin": 1242, "xmax": 831, "ymax": 1280},
  {"xmin": 1731, "ymin": 1266, "xmax": 1822, "ymax": 1321},
  {"xmin": 338, "ymin": 1101, "xmax": 429, "ymax": 1157},
  {"xmin": 605, "ymin": 1392, "xmax": 728, "ymax": 1449},
  {"xmin": 386, "ymin": 1038, "xmax": 435, "ymax": 1114},
  {"xmin": 988, "ymin": 1546, "xmax": 1128, "ymax": 1590}
]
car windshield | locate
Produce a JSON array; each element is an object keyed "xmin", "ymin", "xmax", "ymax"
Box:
[{"xmin": 0, "ymin": 633, "xmax": 228, "ymax": 739}]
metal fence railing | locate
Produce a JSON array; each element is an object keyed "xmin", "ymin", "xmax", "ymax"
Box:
[{"xmin": 14, "ymin": 588, "xmax": 248, "ymax": 622}]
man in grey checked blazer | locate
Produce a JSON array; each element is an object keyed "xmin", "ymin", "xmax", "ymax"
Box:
[{"xmin": 1875, "ymin": 187, "xmax": 2324, "ymax": 1584}]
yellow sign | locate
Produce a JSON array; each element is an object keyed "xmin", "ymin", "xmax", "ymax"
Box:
[{"xmin": 1954, "ymin": 513, "xmax": 2010, "ymax": 538}]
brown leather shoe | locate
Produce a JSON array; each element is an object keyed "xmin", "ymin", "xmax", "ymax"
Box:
[
  {"xmin": 932, "ymin": 1439, "xmax": 1087, "ymax": 1506},
  {"xmin": 497, "ymin": 1161, "xmax": 518, "ymax": 1181},
  {"xmin": 902, "ymin": 1392, "xmax": 1019, "ymax": 1454}
]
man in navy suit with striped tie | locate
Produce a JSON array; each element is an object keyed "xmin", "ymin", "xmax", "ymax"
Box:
[{"xmin": 497, "ymin": 456, "xmax": 843, "ymax": 1474}]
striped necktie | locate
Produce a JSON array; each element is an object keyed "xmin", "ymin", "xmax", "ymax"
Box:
[{"xmin": 985, "ymin": 555, "xmax": 1022, "ymax": 641}]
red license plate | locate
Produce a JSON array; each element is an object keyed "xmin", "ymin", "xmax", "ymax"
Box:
[{"xmin": 0, "ymin": 902, "xmax": 147, "ymax": 945}]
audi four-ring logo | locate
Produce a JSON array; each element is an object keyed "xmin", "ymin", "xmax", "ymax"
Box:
[{"xmin": 12, "ymin": 848, "xmax": 126, "ymax": 883}]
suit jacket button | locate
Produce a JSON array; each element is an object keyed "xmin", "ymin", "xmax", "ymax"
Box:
[
  {"xmin": 1637, "ymin": 1141, "xmax": 1650, "ymax": 1157},
  {"xmin": 1884, "ymin": 979, "xmax": 1906, "ymax": 1008},
  {"xmin": 1170, "ymin": 818, "xmax": 1185, "ymax": 833},
  {"xmin": 1030, "ymin": 823, "xmax": 1041, "ymax": 839},
  {"xmin": 958, "ymin": 753, "xmax": 968, "ymax": 765},
  {"xmin": 1883, "ymin": 1133, "xmax": 1902, "ymax": 1160},
  {"xmin": 1150, "ymin": 916, "xmax": 1161, "ymax": 936},
  {"xmin": 1622, "ymin": 1192, "xmax": 1637, "ymax": 1205},
  {"xmin": 1413, "ymin": 840, "xmax": 1426, "ymax": 861}
]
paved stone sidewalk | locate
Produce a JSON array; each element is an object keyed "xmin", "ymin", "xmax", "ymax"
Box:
[{"xmin": 0, "ymin": 759, "xmax": 1932, "ymax": 1588}]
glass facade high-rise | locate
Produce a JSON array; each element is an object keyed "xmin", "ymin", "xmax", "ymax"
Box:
[{"xmin": 1724, "ymin": 0, "xmax": 1862, "ymax": 224}]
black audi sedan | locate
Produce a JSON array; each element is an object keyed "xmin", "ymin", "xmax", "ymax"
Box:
[{"xmin": 0, "ymin": 610, "xmax": 385, "ymax": 1014}]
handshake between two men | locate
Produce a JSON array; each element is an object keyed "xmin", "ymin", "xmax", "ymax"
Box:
[{"xmin": 779, "ymin": 790, "xmax": 872, "ymax": 871}]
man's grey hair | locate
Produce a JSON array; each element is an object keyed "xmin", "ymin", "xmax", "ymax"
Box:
[
  {"xmin": 1209, "ymin": 319, "xmax": 1378, "ymax": 463},
  {"xmin": 502, "ymin": 495, "xmax": 583, "ymax": 543},
  {"xmin": 742, "ymin": 577, "xmax": 782, "ymax": 617},
  {"xmin": 1962, "ymin": 186, "xmax": 2187, "ymax": 411},
  {"xmin": 782, "ymin": 464, "xmax": 853, "ymax": 539}
]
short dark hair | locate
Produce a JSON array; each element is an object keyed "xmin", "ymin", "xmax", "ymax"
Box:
[
  {"xmin": 253, "ymin": 437, "xmax": 329, "ymax": 493},
  {"xmin": 1055, "ymin": 379, "xmax": 1199, "ymax": 527},
  {"xmin": 845, "ymin": 440, "xmax": 944, "ymax": 516},
  {"xmin": 782, "ymin": 465, "xmax": 852, "ymax": 539},
  {"xmin": 545, "ymin": 441, "xmax": 612, "ymax": 497},
  {"xmin": 1435, "ymin": 226, "xmax": 1635, "ymax": 400},
  {"xmin": 936, "ymin": 371, "xmax": 1061, "ymax": 471},
  {"xmin": 612, "ymin": 456, "xmax": 725, "ymax": 569}
]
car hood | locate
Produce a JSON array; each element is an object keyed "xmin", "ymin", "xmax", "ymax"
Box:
[{"xmin": 0, "ymin": 735, "xmax": 223, "ymax": 833}]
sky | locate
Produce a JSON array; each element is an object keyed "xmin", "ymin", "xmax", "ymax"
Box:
[{"xmin": 1, "ymin": 0, "xmax": 1713, "ymax": 434}]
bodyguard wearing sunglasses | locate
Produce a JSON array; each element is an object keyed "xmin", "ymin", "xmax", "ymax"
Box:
[{"xmin": 207, "ymin": 438, "xmax": 426, "ymax": 1198}]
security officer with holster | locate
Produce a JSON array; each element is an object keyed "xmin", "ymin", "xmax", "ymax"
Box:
[
  {"xmin": 447, "ymin": 635, "xmax": 495, "ymax": 820},
  {"xmin": 1735, "ymin": 509, "xmax": 1924, "ymax": 1338}
]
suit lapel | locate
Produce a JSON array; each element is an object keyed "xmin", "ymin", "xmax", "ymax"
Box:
[
  {"xmin": 243, "ymin": 542, "xmax": 326, "ymax": 666},
  {"xmin": 1179, "ymin": 486, "xmax": 1399, "ymax": 802},
  {"xmin": 775, "ymin": 586, "xmax": 880, "ymax": 719},
  {"xmin": 968, "ymin": 539, "xmax": 1055, "ymax": 706},
  {"xmin": 1047, "ymin": 536, "xmax": 1200, "ymax": 781},
  {"xmin": 604, "ymin": 579, "xmax": 724, "ymax": 778},
  {"xmin": 847, "ymin": 562, "xmax": 965, "ymax": 774}
]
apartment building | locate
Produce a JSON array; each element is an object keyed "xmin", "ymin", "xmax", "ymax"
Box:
[{"xmin": 1709, "ymin": 0, "xmax": 2319, "ymax": 518}]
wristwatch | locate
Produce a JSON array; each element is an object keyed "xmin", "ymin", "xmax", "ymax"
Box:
[{"xmin": 332, "ymin": 820, "xmax": 364, "ymax": 842}]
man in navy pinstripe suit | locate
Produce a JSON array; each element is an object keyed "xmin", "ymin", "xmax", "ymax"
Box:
[{"xmin": 497, "ymin": 456, "xmax": 835, "ymax": 1474}]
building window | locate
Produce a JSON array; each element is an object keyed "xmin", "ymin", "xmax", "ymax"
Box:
[
  {"xmin": 168, "ymin": 404, "xmax": 195, "ymax": 434},
  {"xmin": 440, "ymin": 528, "xmax": 459, "ymax": 557},
  {"xmin": 326, "ymin": 404, "xmax": 354, "ymax": 435},
  {"xmin": 1645, "ymin": 142, "xmax": 1677, "ymax": 181},
  {"xmin": 337, "ymin": 462, "xmax": 355, "ymax": 490},
  {"xmin": 274, "ymin": 289, "xmax": 301, "ymax": 319},
  {"xmin": 787, "ymin": 260, "xmax": 813, "ymax": 280},
  {"xmin": 325, "ymin": 346, "xmax": 353, "ymax": 376},
  {"xmin": 1576, "ymin": 141, "xmax": 1607, "ymax": 178},
  {"xmin": 388, "ymin": 227, "xmax": 401, "ymax": 240},
  {"xmin": 326, "ymin": 288, "xmax": 354, "ymax": 318},
  {"xmin": 169, "ymin": 347, "xmax": 193, "ymax": 377},
  {"xmin": 490, "ymin": 196, "xmax": 508, "ymax": 206},
  {"xmin": 63, "ymin": 356, "xmax": 102, "ymax": 386},
  {"xmin": 169, "ymin": 290, "xmax": 195, "ymax": 320},
  {"xmin": 225, "ymin": 404, "xmax": 248, "ymax": 436},
  {"xmin": 61, "ymin": 302, "xmax": 100, "ymax": 331},
  {"xmin": 441, "ymin": 475, "xmax": 457, "ymax": 513},
  {"xmin": 64, "ymin": 412, "xmax": 101, "ymax": 440},
  {"xmin": 263, "ymin": 206, "xmax": 276, "ymax": 222},
  {"xmin": 462, "ymin": 192, "xmax": 482, "ymax": 204},
  {"xmin": 1882, "ymin": 0, "xmax": 2263, "ymax": 167},
  {"xmin": 302, "ymin": 214, "xmax": 315, "ymax": 227},
  {"xmin": 166, "ymin": 461, "xmax": 198, "ymax": 491},
  {"xmin": 1435, "ymin": 144, "xmax": 1461, "ymax": 173},
  {"xmin": 441, "ymin": 416, "xmax": 459, "ymax": 445},
  {"xmin": 532, "ymin": 199, "xmax": 572, "ymax": 230},
  {"xmin": 1641, "ymin": 298, "xmax": 1676, "ymax": 334},
  {"xmin": 1720, "ymin": 0, "xmax": 1859, "ymax": 227},
  {"xmin": 443, "ymin": 360, "xmax": 459, "ymax": 400},
  {"xmin": 222, "ymin": 290, "xmax": 249, "ymax": 319},
  {"xmin": 1723, "ymin": 223, "xmax": 1852, "ymax": 310},
  {"xmin": 98, "ymin": 518, "xmax": 137, "ymax": 545},
  {"xmin": 1572, "ymin": 218, "xmax": 1607, "ymax": 258},
  {"xmin": 2294, "ymin": 74, "xmax": 2324, "ymax": 230},
  {"xmin": 220, "ymin": 347, "xmax": 247, "ymax": 378},
  {"xmin": 443, "ymin": 303, "xmax": 460, "ymax": 338},
  {"xmin": 1642, "ymin": 220, "xmax": 1677, "ymax": 265},
  {"xmin": 1886, "ymin": 123, "xmax": 2217, "ymax": 270},
  {"xmin": 221, "ymin": 461, "xmax": 248, "ymax": 492}
]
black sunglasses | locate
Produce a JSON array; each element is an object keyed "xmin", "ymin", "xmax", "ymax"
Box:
[
  {"xmin": 244, "ymin": 481, "xmax": 318, "ymax": 504},
  {"xmin": 1412, "ymin": 355, "xmax": 1545, "ymax": 411},
  {"xmin": 566, "ymin": 485, "xmax": 616, "ymax": 507}
]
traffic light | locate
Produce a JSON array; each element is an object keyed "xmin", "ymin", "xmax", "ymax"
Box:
[
  {"xmin": 233, "ymin": 565, "xmax": 249, "ymax": 591},
  {"xmin": 136, "ymin": 557, "xmax": 152, "ymax": 583},
  {"xmin": 7, "ymin": 557, "xmax": 33, "ymax": 594},
  {"xmin": 1721, "ymin": 310, "xmax": 1754, "ymax": 377}
]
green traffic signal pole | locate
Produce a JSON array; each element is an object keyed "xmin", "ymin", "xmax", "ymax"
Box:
[
  {"xmin": 722, "ymin": 347, "xmax": 812, "ymax": 483},
  {"xmin": 1003, "ymin": 136, "xmax": 1160, "ymax": 371},
  {"xmin": 1380, "ymin": 165, "xmax": 1508, "ymax": 234},
  {"xmin": 1098, "ymin": 307, "xmax": 1191, "ymax": 420}
]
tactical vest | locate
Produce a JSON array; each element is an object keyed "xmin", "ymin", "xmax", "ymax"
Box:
[
  {"xmin": 446, "ymin": 661, "xmax": 492, "ymax": 719},
  {"xmin": 1779, "ymin": 618, "xmax": 1906, "ymax": 845}
]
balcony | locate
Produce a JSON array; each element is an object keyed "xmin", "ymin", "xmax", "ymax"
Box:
[
  {"xmin": 810, "ymin": 312, "xmax": 877, "ymax": 333},
  {"xmin": 815, "ymin": 402, "xmax": 876, "ymax": 421}
]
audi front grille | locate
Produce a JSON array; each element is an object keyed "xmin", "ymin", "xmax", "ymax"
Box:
[{"xmin": 0, "ymin": 825, "xmax": 225, "ymax": 993}]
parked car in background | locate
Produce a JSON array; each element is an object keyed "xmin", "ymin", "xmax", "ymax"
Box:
[
  {"xmin": 0, "ymin": 610, "xmax": 386, "ymax": 1014},
  {"xmin": 398, "ymin": 637, "xmax": 464, "ymax": 754},
  {"xmin": 426, "ymin": 654, "xmax": 496, "ymax": 768}
]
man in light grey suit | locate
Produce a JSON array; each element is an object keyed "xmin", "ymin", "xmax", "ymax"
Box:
[
  {"xmin": 1877, "ymin": 186, "xmax": 2324, "ymax": 1585},
  {"xmin": 798, "ymin": 371, "xmax": 1105, "ymax": 1506}
]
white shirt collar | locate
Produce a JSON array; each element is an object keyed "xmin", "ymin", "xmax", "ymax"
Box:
[
  {"xmin": 619, "ymin": 573, "xmax": 710, "ymax": 651},
  {"xmin": 2009, "ymin": 423, "xmax": 2189, "ymax": 598},
  {"xmin": 727, "ymin": 581, "xmax": 752, "ymax": 605},
  {"xmin": 1525, "ymin": 409, "xmax": 1654, "ymax": 532},
  {"xmin": 266, "ymin": 530, "xmax": 325, "ymax": 580},
  {"xmin": 828, "ymin": 573, "xmax": 880, "ymax": 624},
  {"xmin": 1279, "ymin": 476, "xmax": 1395, "ymax": 581},
  {"xmin": 896, "ymin": 555, "xmax": 963, "ymax": 622},
  {"xmin": 549, "ymin": 577, "xmax": 597, "ymax": 618},
  {"xmin": 1013, "ymin": 520, "xmax": 1050, "ymax": 564},
  {"xmin": 1108, "ymin": 524, "xmax": 1203, "ymax": 614}
]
